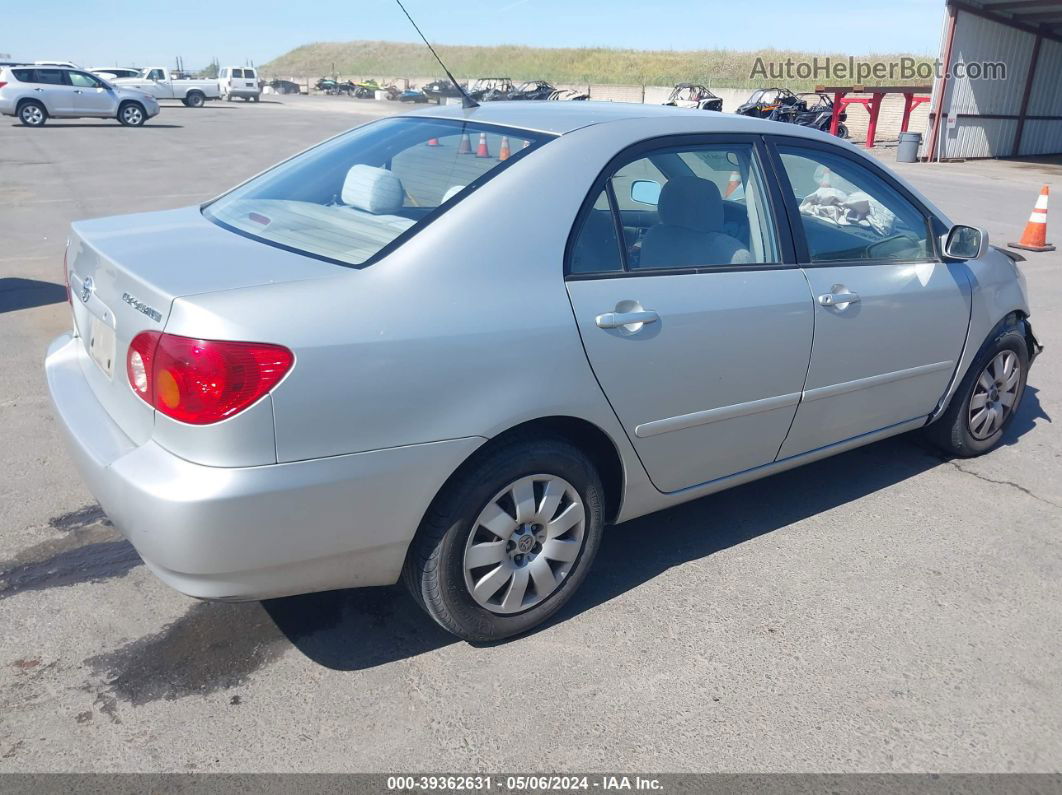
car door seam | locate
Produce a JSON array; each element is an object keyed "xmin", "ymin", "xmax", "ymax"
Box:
[{"xmin": 773, "ymin": 266, "xmax": 817, "ymax": 461}]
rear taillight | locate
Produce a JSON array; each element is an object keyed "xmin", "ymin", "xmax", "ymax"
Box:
[
  {"xmin": 0, "ymin": 82, "xmax": 7, "ymax": 90},
  {"xmin": 126, "ymin": 332, "xmax": 294, "ymax": 425}
]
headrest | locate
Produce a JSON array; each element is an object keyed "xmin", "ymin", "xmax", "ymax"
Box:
[
  {"xmin": 441, "ymin": 185, "xmax": 466, "ymax": 203},
  {"xmin": 342, "ymin": 164, "xmax": 403, "ymax": 214},
  {"xmin": 657, "ymin": 176, "xmax": 723, "ymax": 233}
]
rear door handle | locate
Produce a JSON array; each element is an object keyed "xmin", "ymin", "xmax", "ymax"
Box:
[
  {"xmin": 595, "ymin": 310, "xmax": 660, "ymax": 329},
  {"xmin": 818, "ymin": 291, "xmax": 861, "ymax": 307},
  {"xmin": 34, "ymin": 87, "xmax": 44, "ymax": 92}
]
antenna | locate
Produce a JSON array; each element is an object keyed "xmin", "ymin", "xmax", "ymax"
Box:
[{"xmin": 393, "ymin": 0, "xmax": 478, "ymax": 109}]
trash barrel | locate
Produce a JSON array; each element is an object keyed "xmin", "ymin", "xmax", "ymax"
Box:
[{"xmin": 897, "ymin": 131, "xmax": 922, "ymax": 163}]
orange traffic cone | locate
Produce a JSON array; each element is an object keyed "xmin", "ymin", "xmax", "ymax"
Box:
[
  {"xmin": 724, "ymin": 171, "xmax": 740, "ymax": 197},
  {"xmin": 426, "ymin": 136, "xmax": 440, "ymax": 147},
  {"xmin": 457, "ymin": 132, "xmax": 472, "ymax": 155},
  {"xmin": 498, "ymin": 136, "xmax": 511, "ymax": 161},
  {"xmin": 1010, "ymin": 185, "xmax": 1055, "ymax": 252},
  {"xmin": 475, "ymin": 131, "xmax": 490, "ymax": 158}
]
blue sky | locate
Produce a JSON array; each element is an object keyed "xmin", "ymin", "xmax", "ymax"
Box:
[{"xmin": 3, "ymin": 0, "xmax": 945, "ymax": 69}]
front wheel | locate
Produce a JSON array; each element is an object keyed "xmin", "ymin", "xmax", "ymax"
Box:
[
  {"xmin": 117, "ymin": 102, "xmax": 146, "ymax": 126},
  {"xmin": 927, "ymin": 321, "xmax": 1029, "ymax": 457},
  {"xmin": 18, "ymin": 100, "xmax": 47, "ymax": 127},
  {"xmin": 403, "ymin": 436, "xmax": 605, "ymax": 642}
]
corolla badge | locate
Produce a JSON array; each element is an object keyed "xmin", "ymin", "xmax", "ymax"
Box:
[
  {"xmin": 80, "ymin": 276, "xmax": 94, "ymax": 304},
  {"xmin": 122, "ymin": 292, "xmax": 163, "ymax": 323}
]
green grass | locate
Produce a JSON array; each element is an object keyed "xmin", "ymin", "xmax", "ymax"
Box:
[{"xmin": 261, "ymin": 40, "xmax": 934, "ymax": 90}]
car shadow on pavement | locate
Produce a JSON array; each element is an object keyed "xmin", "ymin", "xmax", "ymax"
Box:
[
  {"xmin": 0, "ymin": 277, "xmax": 67, "ymax": 313},
  {"xmin": 261, "ymin": 386, "xmax": 1048, "ymax": 668},
  {"xmin": 10, "ymin": 123, "xmax": 184, "ymax": 129}
]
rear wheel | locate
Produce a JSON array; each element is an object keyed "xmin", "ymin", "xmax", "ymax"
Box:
[
  {"xmin": 403, "ymin": 436, "xmax": 605, "ymax": 642},
  {"xmin": 184, "ymin": 90, "xmax": 204, "ymax": 108},
  {"xmin": 18, "ymin": 100, "xmax": 47, "ymax": 127},
  {"xmin": 927, "ymin": 321, "xmax": 1029, "ymax": 457},
  {"xmin": 252, "ymin": 94, "xmax": 260, "ymax": 102},
  {"xmin": 117, "ymin": 102, "xmax": 146, "ymax": 126}
]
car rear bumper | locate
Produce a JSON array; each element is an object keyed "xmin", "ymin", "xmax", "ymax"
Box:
[
  {"xmin": 225, "ymin": 88, "xmax": 260, "ymax": 98},
  {"xmin": 45, "ymin": 333, "xmax": 482, "ymax": 601}
]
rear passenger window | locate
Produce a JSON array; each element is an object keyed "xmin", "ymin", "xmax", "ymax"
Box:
[
  {"xmin": 777, "ymin": 146, "xmax": 930, "ymax": 263},
  {"xmin": 569, "ymin": 189, "xmax": 624, "ymax": 274},
  {"xmin": 232, "ymin": 68, "xmax": 244, "ymax": 78},
  {"xmin": 35, "ymin": 69, "xmax": 66, "ymax": 85},
  {"xmin": 245, "ymin": 70, "xmax": 256, "ymax": 79},
  {"xmin": 585, "ymin": 142, "xmax": 779, "ymax": 271}
]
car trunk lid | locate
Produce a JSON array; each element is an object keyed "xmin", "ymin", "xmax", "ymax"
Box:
[{"xmin": 66, "ymin": 205, "xmax": 340, "ymax": 444}]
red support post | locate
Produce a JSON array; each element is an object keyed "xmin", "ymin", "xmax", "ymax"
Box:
[
  {"xmin": 865, "ymin": 92, "xmax": 884, "ymax": 148},
  {"xmin": 901, "ymin": 92, "xmax": 915, "ymax": 133},
  {"xmin": 830, "ymin": 91, "xmax": 845, "ymax": 136}
]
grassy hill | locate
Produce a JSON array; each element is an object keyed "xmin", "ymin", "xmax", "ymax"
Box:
[{"xmin": 261, "ymin": 40, "xmax": 932, "ymax": 89}]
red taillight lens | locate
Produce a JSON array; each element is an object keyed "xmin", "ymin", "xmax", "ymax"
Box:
[
  {"xmin": 0, "ymin": 82, "xmax": 8, "ymax": 90},
  {"xmin": 126, "ymin": 332, "xmax": 293, "ymax": 425}
]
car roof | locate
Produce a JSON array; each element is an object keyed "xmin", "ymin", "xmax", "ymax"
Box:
[{"xmin": 406, "ymin": 100, "xmax": 797, "ymax": 135}]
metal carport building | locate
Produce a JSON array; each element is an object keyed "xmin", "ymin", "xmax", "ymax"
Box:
[{"xmin": 925, "ymin": 0, "xmax": 1062, "ymax": 159}]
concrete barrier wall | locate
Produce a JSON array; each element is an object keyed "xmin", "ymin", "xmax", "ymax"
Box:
[{"xmin": 276, "ymin": 74, "xmax": 929, "ymax": 143}]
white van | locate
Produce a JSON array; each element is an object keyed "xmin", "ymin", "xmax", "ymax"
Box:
[{"xmin": 218, "ymin": 66, "xmax": 260, "ymax": 101}]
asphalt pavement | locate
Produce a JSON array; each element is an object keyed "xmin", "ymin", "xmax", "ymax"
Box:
[{"xmin": 0, "ymin": 97, "xmax": 1060, "ymax": 772}]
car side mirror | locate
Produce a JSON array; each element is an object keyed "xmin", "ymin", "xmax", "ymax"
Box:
[
  {"xmin": 941, "ymin": 224, "xmax": 989, "ymax": 260},
  {"xmin": 631, "ymin": 179, "xmax": 662, "ymax": 206}
]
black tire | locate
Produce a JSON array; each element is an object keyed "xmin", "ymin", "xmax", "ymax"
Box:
[
  {"xmin": 252, "ymin": 94, "xmax": 260, "ymax": 102},
  {"xmin": 836, "ymin": 123, "xmax": 849, "ymax": 139},
  {"xmin": 117, "ymin": 101, "xmax": 146, "ymax": 127},
  {"xmin": 18, "ymin": 100, "xmax": 47, "ymax": 127},
  {"xmin": 185, "ymin": 91, "xmax": 204, "ymax": 108},
  {"xmin": 403, "ymin": 435, "xmax": 605, "ymax": 642},
  {"xmin": 926, "ymin": 319, "xmax": 1029, "ymax": 458}
]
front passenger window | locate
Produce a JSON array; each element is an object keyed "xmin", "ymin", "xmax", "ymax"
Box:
[{"xmin": 777, "ymin": 146, "xmax": 930, "ymax": 263}]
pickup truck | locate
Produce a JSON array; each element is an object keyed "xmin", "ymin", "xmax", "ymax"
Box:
[{"xmin": 112, "ymin": 67, "xmax": 220, "ymax": 107}]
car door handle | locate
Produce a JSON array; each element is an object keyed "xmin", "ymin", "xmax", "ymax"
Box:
[
  {"xmin": 73, "ymin": 89, "xmax": 83, "ymax": 94},
  {"xmin": 595, "ymin": 310, "xmax": 660, "ymax": 329},
  {"xmin": 33, "ymin": 87, "xmax": 44, "ymax": 92},
  {"xmin": 818, "ymin": 291, "xmax": 861, "ymax": 307}
]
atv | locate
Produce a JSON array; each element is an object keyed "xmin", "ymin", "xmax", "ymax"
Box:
[
  {"xmin": 735, "ymin": 87, "xmax": 802, "ymax": 119},
  {"xmin": 663, "ymin": 83, "xmax": 723, "ymax": 112},
  {"xmin": 421, "ymin": 78, "xmax": 466, "ymax": 104},
  {"xmin": 469, "ymin": 77, "xmax": 514, "ymax": 102},
  {"xmin": 508, "ymin": 80, "xmax": 556, "ymax": 101}
]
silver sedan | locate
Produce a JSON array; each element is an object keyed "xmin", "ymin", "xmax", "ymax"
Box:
[{"xmin": 46, "ymin": 102, "xmax": 1040, "ymax": 641}]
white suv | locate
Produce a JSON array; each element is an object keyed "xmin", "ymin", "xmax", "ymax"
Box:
[
  {"xmin": 0, "ymin": 66, "xmax": 160, "ymax": 126},
  {"xmin": 218, "ymin": 66, "xmax": 261, "ymax": 101}
]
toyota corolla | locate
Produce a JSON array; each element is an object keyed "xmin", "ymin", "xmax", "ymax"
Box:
[{"xmin": 46, "ymin": 102, "xmax": 1039, "ymax": 641}]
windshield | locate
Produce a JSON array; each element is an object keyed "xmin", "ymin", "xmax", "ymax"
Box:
[{"xmin": 204, "ymin": 117, "xmax": 550, "ymax": 268}]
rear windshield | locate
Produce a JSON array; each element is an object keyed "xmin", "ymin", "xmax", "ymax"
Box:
[{"xmin": 203, "ymin": 116, "xmax": 550, "ymax": 267}]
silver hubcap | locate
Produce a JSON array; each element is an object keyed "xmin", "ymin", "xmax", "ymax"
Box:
[
  {"xmin": 969, "ymin": 350, "xmax": 1021, "ymax": 440},
  {"xmin": 463, "ymin": 474, "xmax": 586, "ymax": 615},
  {"xmin": 23, "ymin": 106, "xmax": 42, "ymax": 124},
  {"xmin": 123, "ymin": 107, "xmax": 142, "ymax": 124}
]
